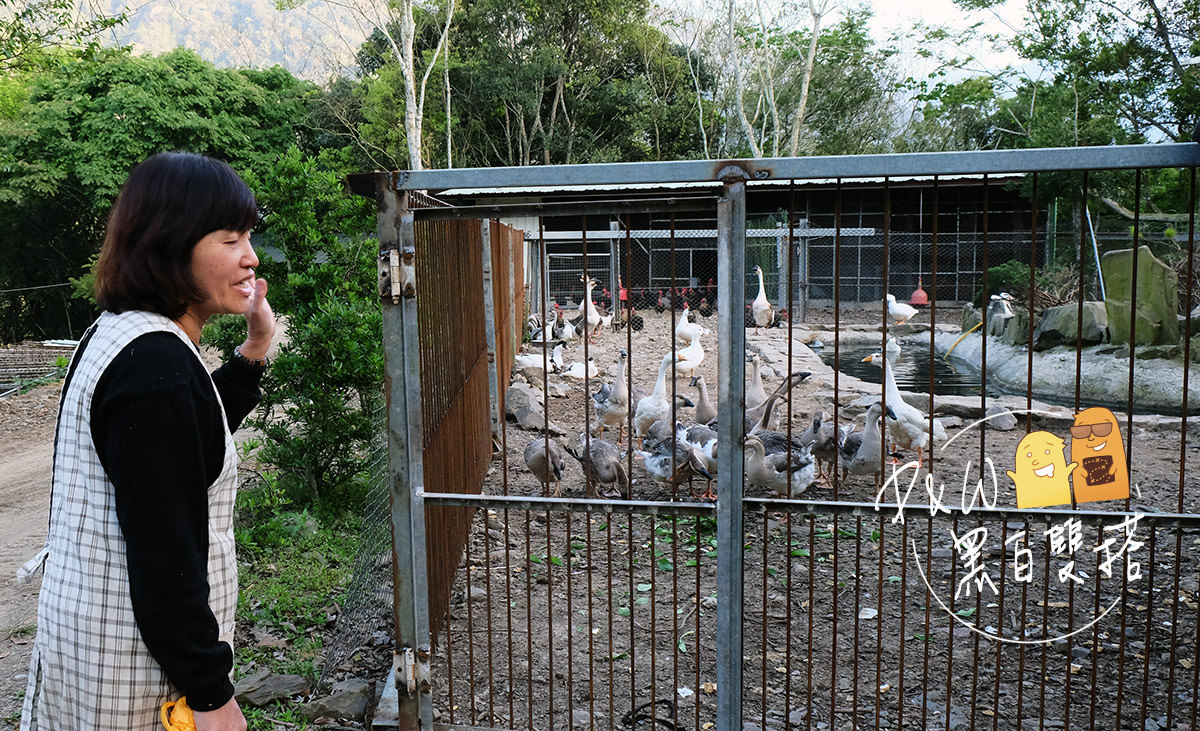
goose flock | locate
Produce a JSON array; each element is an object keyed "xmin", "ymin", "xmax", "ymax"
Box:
[{"xmin": 516, "ymin": 275, "xmax": 946, "ymax": 502}]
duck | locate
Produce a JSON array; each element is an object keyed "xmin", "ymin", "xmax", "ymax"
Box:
[
  {"xmin": 524, "ymin": 437, "xmax": 565, "ymax": 497},
  {"xmin": 562, "ymin": 356, "xmax": 599, "ymax": 380},
  {"xmin": 798, "ymin": 411, "xmax": 839, "ymax": 484},
  {"xmin": 579, "ymin": 276, "xmax": 603, "ymax": 341},
  {"xmin": 744, "ymin": 370, "xmax": 811, "ymax": 433},
  {"xmin": 840, "ymin": 401, "xmax": 896, "ymax": 489},
  {"xmin": 691, "ymin": 375, "xmax": 717, "ymax": 425},
  {"xmin": 885, "ymin": 293, "xmax": 918, "ymax": 326},
  {"xmin": 635, "ymin": 353, "xmax": 682, "ymax": 448},
  {"xmin": 885, "ymin": 335, "xmax": 901, "ymax": 358},
  {"xmin": 675, "ymin": 336, "xmax": 705, "ymax": 381},
  {"xmin": 636, "ymin": 421, "xmax": 714, "ymax": 495},
  {"xmin": 591, "ymin": 350, "xmax": 630, "ymax": 443},
  {"xmin": 751, "ymin": 265, "xmax": 773, "ymax": 334},
  {"xmin": 674, "ymin": 304, "xmax": 708, "ymax": 344},
  {"xmin": 743, "ymin": 434, "xmax": 816, "ymax": 498},
  {"xmin": 748, "ymin": 389, "xmax": 811, "ymax": 458},
  {"xmin": 514, "ymin": 341, "xmax": 565, "ymax": 373},
  {"xmin": 862, "ymin": 351, "xmax": 946, "ymax": 467},
  {"xmin": 746, "ymin": 354, "xmax": 768, "ymax": 411},
  {"xmin": 552, "ymin": 306, "xmax": 578, "ymax": 341},
  {"xmin": 683, "ymin": 422, "xmax": 719, "ymax": 499},
  {"xmin": 565, "ymin": 432, "xmax": 629, "ymax": 499}
]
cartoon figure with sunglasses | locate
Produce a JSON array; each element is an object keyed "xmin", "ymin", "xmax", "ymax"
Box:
[{"xmin": 1069, "ymin": 406, "xmax": 1130, "ymax": 504}]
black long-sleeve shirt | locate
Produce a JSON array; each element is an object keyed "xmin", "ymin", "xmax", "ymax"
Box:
[{"xmin": 90, "ymin": 331, "xmax": 263, "ymax": 710}]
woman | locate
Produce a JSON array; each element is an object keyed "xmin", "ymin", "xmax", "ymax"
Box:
[{"xmin": 21, "ymin": 152, "xmax": 275, "ymax": 731}]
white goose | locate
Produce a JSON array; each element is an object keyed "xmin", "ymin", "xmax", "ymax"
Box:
[
  {"xmin": 580, "ymin": 276, "xmax": 602, "ymax": 342},
  {"xmin": 862, "ymin": 351, "xmax": 945, "ymax": 467},
  {"xmin": 634, "ymin": 353, "xmax": 681, "ymax": 448},
  {"xmin": 751, "ymin": 265, "xmax": 774, "ymax": 333},
  {"xmin": 885, "ymin": 293, "xmax": 918, "ymax": 326},
  {"xmin": 514, "ymin": 342, "xmax": 565, "ymax": 373},
  {"xmin": 674, "ymin": 304, "xmax": 708, "ymax": 344},
  {"xmin": 562, "ymin": 356, "xmax": 599, "ymax": 380},
  {"xmin": 675, "ymin": 336, "xmax": 705, "ymax": 381}
]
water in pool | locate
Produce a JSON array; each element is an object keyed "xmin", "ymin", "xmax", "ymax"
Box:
[{"xmin": 815, "ymin": 339, "xmax": 994, "ymax": 397}]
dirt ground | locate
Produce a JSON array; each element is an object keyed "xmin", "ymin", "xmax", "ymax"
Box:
[
  {"xmin": 436, "ymin": 305, "xmax": 1200, "ymax": 730},
  {"xmin": 0, "ymin": 383, "xmax": 56, "ymax": 727}
]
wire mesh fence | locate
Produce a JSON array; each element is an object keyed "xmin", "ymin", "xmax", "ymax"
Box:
[{"xmin": 348, "ymin": 147, "xmax": 1200, "ymax": 730}]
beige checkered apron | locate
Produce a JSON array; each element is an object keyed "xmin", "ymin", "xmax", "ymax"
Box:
[{"xmin": 20, "ymin": 311, "xmax": 238, "ymax": 731}]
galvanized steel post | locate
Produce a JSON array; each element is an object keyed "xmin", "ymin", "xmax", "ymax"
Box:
[
  {"xmin": 378, "ymin": 184, "xmax": 434, "ymax": 730},
  {"xmin": 716, "ymin": 168, "xmax": 749, "ymax": 728},
  {"xmin": 481, "ymin": 220, "xmax": 502, "ymax": 446}
]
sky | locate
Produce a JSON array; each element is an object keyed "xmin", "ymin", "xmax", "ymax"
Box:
[{"xmin": 864, "ymin": 0, "xmax": 1033, "ymax": 80}]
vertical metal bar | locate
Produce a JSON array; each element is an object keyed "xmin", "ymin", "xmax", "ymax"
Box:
[
  {"xmin": 716, "ymin": 174, "xmax": 748, "ymax": 730},
  {"xmin": 384, "ymin": 187, "xmax": 433, "ymax": 730},
  {"xmin": 1167, "ymin": 165, "xmax": 1197, "ymax": 731},
  {"xmin": 481, "ymin": 220, "xmax": 502, "ymax": 449}
]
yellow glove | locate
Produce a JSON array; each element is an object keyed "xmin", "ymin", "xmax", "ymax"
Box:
[{"xmin": 160, "ymin": 696, "xmax": 195, "ymax": 731}]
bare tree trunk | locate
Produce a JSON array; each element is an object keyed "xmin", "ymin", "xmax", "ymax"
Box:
[
  {"xmin": 787, "ymin": 0, "xmax": 829, "ymax": 156},
  {"xmin": 730, "ymin": 0, "xmax": 763, "ymax": 157},
  {"xmin": 444, "ymin": 40, "xmax": 452, "ymax": 168}
]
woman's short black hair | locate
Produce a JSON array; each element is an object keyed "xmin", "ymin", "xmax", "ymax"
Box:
[{"xmin": 94, "ymin": 151, "xmax": 259, "ymax": 319}]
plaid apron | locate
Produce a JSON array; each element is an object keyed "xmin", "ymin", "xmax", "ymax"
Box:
[{"xmin": 20, "ymin": 311, "xmax": 238, "ymax": 731}]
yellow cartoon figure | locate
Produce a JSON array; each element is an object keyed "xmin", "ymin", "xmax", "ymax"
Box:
[
  {"xmin": 1070, "ymin": 406, "xmax": 1129, "ymax": 504},
  {"xmin": 1008, "ymin": 431, "xmax": 1077, "ymax": 509}
]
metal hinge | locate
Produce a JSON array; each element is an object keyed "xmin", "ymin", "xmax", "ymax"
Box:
[
  {"xmin": 378, "ymin": 249, "xmax": 417, "ymax": 303},
  {"xmin": 393, "ymin": 645, "xmax": 432, "ymax": 697},
  {"xmin": 395, "ymin": 646, "xmax": 416, "ymax": 696}
]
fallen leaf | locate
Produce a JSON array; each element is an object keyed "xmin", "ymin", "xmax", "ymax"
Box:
[
  {"xmin": 1181, "ymin": 659, "xmax": 1194, "ymax": 669},
  {"xmin": 701, "ymin": 682, "xmax": 717, "ymax": 694}
]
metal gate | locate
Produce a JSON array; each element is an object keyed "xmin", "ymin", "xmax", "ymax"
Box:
[{"xmin": 355, "ymin": 143, "xmax": 1200, "ymax": 731}]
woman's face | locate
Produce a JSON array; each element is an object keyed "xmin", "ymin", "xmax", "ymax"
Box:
[{"xmin": 186, "ymin": 228, "xmax": 260, "ymax": 322}]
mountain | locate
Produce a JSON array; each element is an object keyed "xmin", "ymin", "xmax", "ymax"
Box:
[{"xmin": 93, "ymin": 0, "xmax": 368, "ymax": 82}]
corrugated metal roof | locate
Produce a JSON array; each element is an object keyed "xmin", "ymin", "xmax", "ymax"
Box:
[{"xmin": 436, "ymin": 171, "xmax": 1024, "ymax": 197}]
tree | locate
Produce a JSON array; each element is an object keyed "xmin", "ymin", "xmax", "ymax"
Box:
[
  {"xmin": 0, "ymin": 47, "xmax": 317, "ymax": 342},
  {"xmin": 956, "ymin": 0, "xmax": 1199, "ymax": 142},
  {"xmin": 715, "ymin": 3, "xmax": 900, "ymax": 157},
  {"xmin": 0, "ymin": 0, "xmax": 125, "ymax": 71},
  {"xmin": 209, "ymin": 146, "xmax": 380, "ymax": 513},
  {"xmin": 295, "ymin": 0, "xmax": 455, "ymax": 170}
]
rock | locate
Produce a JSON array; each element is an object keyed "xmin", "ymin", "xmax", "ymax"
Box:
[
  {"xmin": 235, "ymin": 669, "xmax": 311, "ymax": 707},
  {"xmin": 1032, "ymin": 302, "xmax": 1108, "ymax": 349},
  {"xmin": 505, "ymin": 382, "xmax": 544, "ymax": 413},
  {"xmin": 1102, "ymin": 246, "xmax": 1180, "ymax": 346},
  {"xmin": 985, "ymin": 405, "xmax": 1018, "ymax": 431},
  {"xmin": 546, "ymin": 381, "xmax": 572, "ymax": 398},
  {"xmin": 962, "ymin": 304, "xmax": 982, "ymax": 333},
  {"xmin": 513, "ymin": 406, "xmax": 568, "ymax": 436},
  {"xmin": 302, "ymin": 678, "xmax": 371, "ymax": 722},
  {"xmin": 1136, "ymin": 345, "xmax": 1180, "ymax": 360},
  {"xmin": 1000, "ymin": 310, "xmax": 1031, "ymax": 345}
]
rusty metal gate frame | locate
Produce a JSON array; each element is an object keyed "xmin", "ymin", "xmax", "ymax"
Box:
[{"xmin": 357, "ymin": 142, "xmax": 1200, "ymax": 730}]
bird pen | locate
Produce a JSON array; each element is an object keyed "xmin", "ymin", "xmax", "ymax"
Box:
[{"xmin": 349, "ymin": 143, "xmax": 1200, "ymax": 731}]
